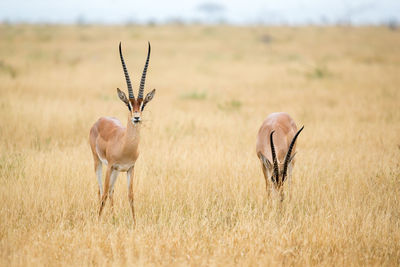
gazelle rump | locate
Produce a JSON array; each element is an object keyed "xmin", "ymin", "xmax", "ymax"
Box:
[
  {"xmin": 89, "ymin": 42, "xmax": 156, "ymax": 222},
  {"xmin": 256, "ymin": 112, "xmax": 304, "ymax": 199}
]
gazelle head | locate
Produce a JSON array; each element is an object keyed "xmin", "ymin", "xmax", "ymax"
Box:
[
  {"xmin": 117, "ymin": 42, "xmax": 156, "ymax": 125},
  {"xmin": 258, "ymin": 126, "xmax": 304, "ymax": 191}
]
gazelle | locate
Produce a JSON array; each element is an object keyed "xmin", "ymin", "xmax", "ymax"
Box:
[
  {"xmin": 256, "ymin": 112, "xmax": 304, "ymax": 200},
  {"xmin": 89, "ymin": 42, "xmax": 156, "ymax": 222}
]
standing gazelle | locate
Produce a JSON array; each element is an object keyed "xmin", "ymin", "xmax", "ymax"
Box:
[
  {"xmin": 89, "ymin": 42, "xmax": 156, "ymax": 222},
  {"xmin": 256, "ymin": 112, "xmax": 304, "ymax": 200}
]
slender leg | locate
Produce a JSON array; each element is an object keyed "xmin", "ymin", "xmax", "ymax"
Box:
[
  {"xmin": 95, "ymin": 162, "xmax": 103, "ymax": 200},
  {"xmin": 99, "ymin": 166, "xmax": 112, "ymax": 217},
  {"xmin": 127, "ymin": 165, "xmax": 136, "ymax": 224},
  {"xmin": 261, "ymin": 164, "xmax": 271, "ymax": 197},
  {"xmin": 108, "ymin": 170, "xmax": 119, "ymax": 213}
]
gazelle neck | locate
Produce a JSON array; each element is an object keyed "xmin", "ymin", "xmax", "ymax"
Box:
[{"xmin": 124, "ymin": 117, "xmax": 141, "ymax": 147}]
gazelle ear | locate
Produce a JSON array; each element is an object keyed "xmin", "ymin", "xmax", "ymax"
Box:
[
  {"xmin": 142, "ymin": 88, "xmax": 156, "ymax": 110},
  {"xmin": 117, "ymin": 88, "xmax": 131, "ymax": 111}
]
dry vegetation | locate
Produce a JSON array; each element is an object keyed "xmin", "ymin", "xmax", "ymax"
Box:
[{"xmin": 0, "ymin": 24, "xmax": 399, "ymax": 266}]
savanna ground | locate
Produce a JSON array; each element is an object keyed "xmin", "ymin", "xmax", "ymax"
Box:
[{"xmin": 0, "ymin": 24, "xmax": 399, "ymax": 266}]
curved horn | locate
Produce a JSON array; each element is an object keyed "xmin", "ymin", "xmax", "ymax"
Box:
[
  {"xmin": 270, "ymin": 131, "xmax": 279, "ymax": 183},
  {"xmin": 119, "ymin": 42, "xmax": 134, "ymax": 99},
  {"xmin": 138, "ymin": 42, "xmax": 151, "ymax": 99},
  {"xmin": 282, "ymin": 126, "xmax": 304, "ymax": 182}
]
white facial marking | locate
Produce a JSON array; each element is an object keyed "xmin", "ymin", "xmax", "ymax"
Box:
[
  {"xmin": 131, "ymin": 113, "xmax": 141, "ymax": 125},
  {"xmin": 131, "ymin": 118, "xmax": 141, "ymax": 124}
]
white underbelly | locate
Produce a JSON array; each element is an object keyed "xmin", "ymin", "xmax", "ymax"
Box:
[
  {"xmin": 113, "ymin": 162, "xmax": 134, "ymax": 172},
  {"xmin": 95, "ymin": 144, "xmax": 135, "ymax": 171}
]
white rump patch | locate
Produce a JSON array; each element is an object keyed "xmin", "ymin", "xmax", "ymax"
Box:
[{"xmin": 96, "ymin": 145, "xmax": 108, "ymax": 165}]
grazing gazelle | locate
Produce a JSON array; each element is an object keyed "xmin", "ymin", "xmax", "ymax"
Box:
[
  {"xmin": 256, "ymin": 112, "xmax": 304, "ymax": 200},
  {"xmin": 89, "ymin": 42, "xmax": 156, "ymax": 222}
]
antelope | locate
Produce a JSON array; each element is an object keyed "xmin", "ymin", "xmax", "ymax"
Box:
[
  {"xmin": 256, "ymin": 112, "xmax": 304, "ymax": 200},
  {"xmin": 89, "ymin": 42, "xmax": 156, "ymax": 223}
]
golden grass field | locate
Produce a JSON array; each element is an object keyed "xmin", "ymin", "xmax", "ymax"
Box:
[{"xmin": 0, "ymin": 24, "xmax": 399, "ymax": 266}]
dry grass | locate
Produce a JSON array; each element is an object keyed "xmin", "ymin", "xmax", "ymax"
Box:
[{"xmin": 0, "ymin": 24, "xmax": 399, "ymax": 266}]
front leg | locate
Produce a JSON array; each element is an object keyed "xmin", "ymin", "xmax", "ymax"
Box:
[
  {"xmin": 127, "ymin": 165, "xmax": 136, "ymax": 224},
  {"xmin": 93, "ymin": 160, "xmax": 103, "ymax": 201}
]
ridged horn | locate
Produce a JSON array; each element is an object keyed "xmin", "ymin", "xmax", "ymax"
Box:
[
  {"xmin": 138, "ymin": 42, "xmax": 151, "ymax": 99},
  {"xmin": 270, "ymin": 131, "xmax": 279, "ymax": 184},
  {"xmin": 119, "ymin": 42, "xmax": 134, "ymax": 99},
  {"xmin": 282, "ymin": 126, "xmax": 304, "ymax": 182}
]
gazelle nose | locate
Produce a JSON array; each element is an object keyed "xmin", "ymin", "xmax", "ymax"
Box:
[{"xmin": 133, "ymin": 116, "xmax": 140, "ymax": 122}]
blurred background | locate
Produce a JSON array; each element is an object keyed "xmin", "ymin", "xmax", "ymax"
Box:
[
  {"xmin": 1, "ymin": 0, "xmax": 399, "ymax": 26},
  {"xmin": 1, "ymin": 0, "xmax": 400, "ymax": 266}
]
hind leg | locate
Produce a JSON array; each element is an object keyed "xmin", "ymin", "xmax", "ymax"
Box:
[
  {"xmin": 95, "ymin": 161, "xmax": 103, "ymax": 200},
  {"xmin": 261, "ymin": 163, "xmax": 271, "ymax": 197},
  {"xmin": 99, "ymin": 167, "xmax": 118, "ymax": 218},
  {"xmin": 90, "ymin": 134, "xmax": 103, "ymax": 200},
  {"xmin": 92, "ymin": 153, "xmax": 103, "ymax": 200},
  {"xmin": 108, "ymin": 169, "xmax": 119, "ymax": 213}
]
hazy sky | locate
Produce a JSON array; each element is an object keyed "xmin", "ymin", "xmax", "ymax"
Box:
[{"xmin": 1, "ymin": 0, "xmax": 399, "ymax": 25}]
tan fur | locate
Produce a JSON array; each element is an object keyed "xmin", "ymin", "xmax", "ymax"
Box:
[
  {"xmin": 89, "ymin": 43, "xmax": 156, "ymax": 223},
  {"xmin": 89, "ymin": 113, "xmax": 140, "ymax": 223},
  {"xmin": 256, "ymin": 112, "xmax": 298, "ymax": 195}
]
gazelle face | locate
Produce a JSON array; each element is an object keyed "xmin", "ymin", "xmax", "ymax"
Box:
[
  {"xmin": 117, "ymin": 42, "xmax": 155, "ymax": 125},
  {"xmin": 117, "ymin": 88, "xmax": 156, "ymax": 125},
  {"xmin": 130, "ymin": 99, "xmax": 143, "ymax": 124}
]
